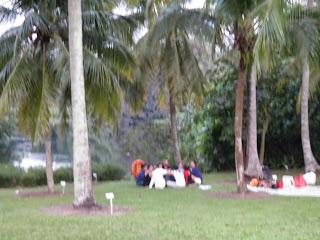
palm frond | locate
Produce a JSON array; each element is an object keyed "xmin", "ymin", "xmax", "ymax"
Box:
[
  {"xmin": 19, "ymin": 10, "xmax": 51, "ymax": 40},
  {"xmin": 253, "ymin": 0, "xmax": 286, "ymax": 72},
  {"xmin": 83, "ymin": 48, "xmax": 122, "ymax": 128},
  {"xmin": 0, "ymin": 53, "xmax": 33, "ymax": 119},
  {"xmin": 147, "ymin": 6, "xmax": 214, "ymax": 47},
  {"xmin": 0, "ymin": 5, "xmax": 20, "ymax": 23}
]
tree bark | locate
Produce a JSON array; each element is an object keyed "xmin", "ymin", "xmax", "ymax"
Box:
[
  {"xmin": 245, "ymin": 64, "xmax": 263, "ymax": 178},
  {"xmin": 301, "ymin": 58, "xmax": 320, "ymax": 172},
  {"xmin": 234, "ymin": 58, "xmax": 246, "ymax": 193},
  {"xmin": 68, "ymin": 0, "xmax": 95, "ymax": 208},
  {"xmin": 168, "ymin": 79, "xmax": 182, "ymax": 164},
  {"xmin": 259, "ymin": 108, "xmax": 269, "ymax": 165},
  {"xmin": 44, "ymin": 129, "xmax": 54, "ymax": 193}
]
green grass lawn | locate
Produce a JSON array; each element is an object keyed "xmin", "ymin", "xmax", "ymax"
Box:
[{"xmin": 1, "ymin": 172, "xmax": 320, "ymax": 240}]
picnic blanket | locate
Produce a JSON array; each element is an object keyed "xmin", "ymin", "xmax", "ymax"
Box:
[{"xmin": 247, "ymin": 184, "xmax": 320, "ymax": 198}]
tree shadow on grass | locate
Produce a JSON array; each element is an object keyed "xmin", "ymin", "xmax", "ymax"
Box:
[
  {"xmin": 17, "ymin": 191, "xmax": 72, "ymax": 198},
  {"xmin": 42, "ymin": 205, "xmax": 133, "ymax": 217}
]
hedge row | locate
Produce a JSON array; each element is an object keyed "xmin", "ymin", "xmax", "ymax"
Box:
[{"xmin": 0, "ymin": 163, "xmax": 125, "ymax": 188}]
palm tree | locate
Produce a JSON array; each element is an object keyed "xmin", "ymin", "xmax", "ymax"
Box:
[
  {"xmin": 0, "ymin": 0, "xmax": 140, "ymax": 197},
  {"xmin": 285, "ymin": 0, "xmax": 320, "ymax": 172},
  {"xmin": 301, "ymin": 0, "xmax": 320, "ymax": 172},
  {"xmin": 204, "ymin": 0, "xmax": 260, "ymax": 192},
  {"xmin": 205, "ymin": 0, "xmax": 286, "ymax": 191},
  {"xmin": 245, "ymin": 63, "xmax": 261, "ymax": 177},
  {"xmin": 0, "ymin": 23, "xmax": 59, "ymax": 192},
  {"xmin": 68, "ymin": 0, "xmax": 94, "ymax": 207},
  {"xmin": 132, "ymin": 1, "xmax": 211, "ymax": 163}
]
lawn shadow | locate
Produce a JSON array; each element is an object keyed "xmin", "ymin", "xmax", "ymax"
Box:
[
  {"xmin": 42, "ymin": 204, "xmax": 133, "ymax": 217},
  {"xmin": 17, "ymin": 191, "xmax": 72, "ymax": 198},
  {"xmin": 208, "ymin": 191, "xmax": 273, "ymax": 200}
]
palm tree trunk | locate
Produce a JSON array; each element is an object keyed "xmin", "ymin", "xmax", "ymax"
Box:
[
  {"xmin": 68, "ymin": 0, "xmax": 95, "ymax": 208},
  {"xmin": 301, "ymin": 58, "xmax": 320, "ymax": 172},
  {"xmin": 234, "ymin": 59, "xmax": 246, "ymax": 193},
  {"xmin": 44, "ymin": 129, "xmax": 54, "ymax": 193},
  {"xmin": 259, "ymin": 108, "xmax": 269, "ymax": 165},
  {"xmin": 245, "ymin": 64, "xmax": 263, "ymax": 178},
  {"xmin": 168, "ymin": 80, "xmax": 182, "ymax": 164}
]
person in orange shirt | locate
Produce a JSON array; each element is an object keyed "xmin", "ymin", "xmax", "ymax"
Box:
[{"xmin": 131, "ymin": 159, "xmax": 145, "ymax": 178}]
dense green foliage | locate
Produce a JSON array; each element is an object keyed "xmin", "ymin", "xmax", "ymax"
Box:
[
  {"xmin": 91, "ymin": 163, "xmax": 126, "ymax": 181},
  {"xmin": 0, "ymin": 114, "xmax": 16, "ymax": 163},
  {"xmin": 1, "ymin": 173, "xmax": 320, "ymax": 239},
  {"xmin": 179, "ymin": 59, "xmax": 320, "ymax": 171},
  {"xmin": 0, "ymin": 163, "xmax": 125, "ymax": 188},
  {"xmin": 179, "ymin": 62, "xmax": 237, "ymax": 171},
  {"xmin": 0, "ymin": 164, "xmax": 23, "ymax": 187},
  {"xmin": 53, "ymin": 167, "xmax": 74, "ymax": 183},
  {"xmin": 123, "ymin": 119, "xmax": 173, "ymax": 163}
]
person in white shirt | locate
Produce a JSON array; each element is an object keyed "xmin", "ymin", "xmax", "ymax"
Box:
[
  {"xmin": 166, "ymin": 162, "xmax": 186, "ymax": 188},
  {"xmin": 149, "ymin": 165, "xmax": 168, "ymax": 189}
]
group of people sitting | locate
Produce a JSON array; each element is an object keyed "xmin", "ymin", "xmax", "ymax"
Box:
[
  {"xmin": 134, "ymin": 159, "xmax": 203, "ymax": 189},
  {"xmin": 249, "ymin": 166, "xmax": 317, "ymax": 189}
]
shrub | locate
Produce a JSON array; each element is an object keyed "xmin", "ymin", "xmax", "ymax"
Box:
[
  {"xmin": 92, "ymin": 163, "xmax": 125, "ymax": 181},
  {"xmin": 0, "ymin": 164, "xmax": 23, "ymax": 187},
  {"xmin": 21, "ymin": 168, "xmax": 46, "ymax": 187},
  {"xmin": 53, "ymin": 167, "xmax": 73, "ymax": 183},
  {"xmin": 0, "ymin": 163, "xmax": 125, "ymax": 188}
]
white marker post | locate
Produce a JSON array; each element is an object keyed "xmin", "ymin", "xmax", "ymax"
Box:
[
  {"xmin": 60, "ymin": 181, "xmax": 66, "ymax": 195},
  {"xmin": 105, "ymin": 192, "xmax": 115, "ymax": 215},
  {"xmin": 93, "ymin": 172, "xmax": 98, "ymax": 183}
]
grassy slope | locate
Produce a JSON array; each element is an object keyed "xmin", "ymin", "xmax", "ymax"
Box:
[{"xmin": 1, "ymin": 173, "xmax": 320, "ymax": 240}]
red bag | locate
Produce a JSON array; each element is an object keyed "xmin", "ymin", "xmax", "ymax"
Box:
[
  {"xmin": 276, "ymin": 180, "xmax": 283, "ymax": 189},
  {"xmin": 294, "ymin": 175, "xmax": 307, "ymax": 187},
  {"xmin": 184, "ymin": 170, "xmax": 190, "ymax": 185}
]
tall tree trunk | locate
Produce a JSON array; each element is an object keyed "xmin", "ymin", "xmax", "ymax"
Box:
[
  {"xmin": 244, "ymin": 78, "xmax": 250, "ymax": 169},
  {"xmin": 168, "ymin": 79, "xmax": 182, "ymax": 164},
  {"xmin": 234, "ymin": 57, "xmax": 246, "ymax": 193},
  {"xmin": 245, "ymin": 64, "xmax": 263, "ymax": 178},
  {"xmin": 44, "ymin": 129, "xmax": 54, "ymax": 193},
  {"xmin": 68, "ymin": 0, "xmax": 95, "ymax": 208},
  {"xmin": 259, "ymin": 108, "xmax": 269, "ymax": 165},
  {"xmin": 301, "ymin": 58, "xmax": 320, "ymax": 172}
]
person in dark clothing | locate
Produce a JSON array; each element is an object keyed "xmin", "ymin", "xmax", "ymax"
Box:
[
  {"xmin": 136, "ymin": 165, "xmax": 153, "ymax": 186},
  {"xmin": 143, "ymin": 165, "xmax": 152, "ymax": 186},
  {"xmin": 189, "ymin": 160, "xmax": 203, "ymax": 184},
  {"xmin": 162, "ymin": 159, "xmax": 175, "ymax": 182},
  {"xmin": 135, "ymin": 165, "xmax": 146, "ymax": 186}
]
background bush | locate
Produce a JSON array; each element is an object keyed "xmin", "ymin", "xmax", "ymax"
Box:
[
  {"xmin": 20, "ymin": 168, "xmax": 46, "ymax": 187},
  {"xmin": 0, "ymin": 164, "xmax": 23, "ymax": 187},
  {"xmin": 92, "ymin": 163, "xmax": 125, "ymax": 181},
  {"xmin": 0, "ymin": 163, "xmax": 125, "ymax": 188},
  {"xmin": 53, "ymin": 167, "xmax": 73, "ymax": 183}
]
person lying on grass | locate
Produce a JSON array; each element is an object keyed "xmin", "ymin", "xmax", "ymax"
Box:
[{"xmin": 189, "ymin": 160, "xmax": 203, "ymax": 185}]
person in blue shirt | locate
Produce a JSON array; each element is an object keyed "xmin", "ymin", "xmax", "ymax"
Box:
[
  {"xmin": 136, "ymin": 165, "xmax": 153, "ymax": 186},
  {"xmin": 135, "ymin": 165, "xmax": 146, "ymax": 186},
  {"xmin": 190, "ymin": 160, "xmax": 203, "ymax": 184}
]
